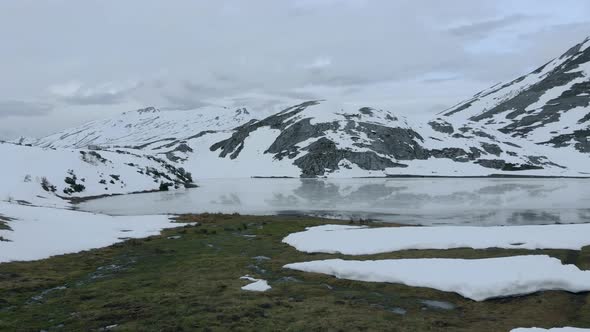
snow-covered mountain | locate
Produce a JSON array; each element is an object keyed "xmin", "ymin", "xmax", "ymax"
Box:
[
  {"xmin": 198, "ymin": 100, "xmax": 578, "ymax": 177},
  {"xmin": 22, "ymin": 106, "xmax": 254, "ymax": 149},
  {"xmin": 442, "ymin": 37, "xmax": 590, "ymax": 154},
  {"xmin": 12, "ymin": 37, "xmax": 590, "ymax": 178},
  {"xmin": 0, "ymin": 142, "xmax": 193, "ymax": 207},
  {"xmin": 15, "ymin": 101, "xmax": 583, "ymax": 178}
]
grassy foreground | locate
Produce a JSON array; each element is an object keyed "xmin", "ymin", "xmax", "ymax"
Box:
[{"xmin": 0, "ymin": 214, "xmax": 589, "ymax": 331}]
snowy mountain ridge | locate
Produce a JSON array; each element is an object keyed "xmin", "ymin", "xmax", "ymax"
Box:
[
  {"xmin": 442, "ymin": 37, "xmax": 590, "ymax": 153},
  {"xmin": 14, "ymin": 99, "xmax": 586, "ymax": 178},
  {"xmin": 10, "ymin": 37, "xmax": 590, "ymax": 178},
  {"xmin": 24, "ymin": 106, "xmax": 255, "ymax": 150}
]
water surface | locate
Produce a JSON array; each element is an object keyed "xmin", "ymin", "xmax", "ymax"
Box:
[{"xmin": 78, "ymin": 178, "xmax": 590, "ymax": 226}]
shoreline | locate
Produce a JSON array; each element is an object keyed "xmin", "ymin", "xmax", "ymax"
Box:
[
  {"xmin": 65, "ymin": 183, "xmax": 199, "ymax": 204},
  {"xmin": 253, "ymin": 174, "xmax": 590, "ymax": 179}
]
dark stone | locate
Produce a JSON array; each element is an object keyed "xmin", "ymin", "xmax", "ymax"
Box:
[
  {"xmin": 348, "ymin": 122, "xmax": 429, "ymax": 160},
  {"xmin": 471, "ymin": 130, "xmax": 496, "ymax": 140},
  {"xmin": 541, "ymin": 128, "xmax": 590, "ymax": 153},
  {"xmin": 358, "ymin": 107, "xmax": 374, "ymax": 116},
  {"xmin": 578, "ymin": 112, "xmax": 590, "ymax": 124},
  {"xmin": 475, "ymin": 159, "xmax": 506, "ymax": 169},
  {"xmin": 503, "ymin": 141, "xmax": 522, "ymax": 148},
  {"xmin": 430, "ymin": 148, "xmax": 471, "ymax": 162},
  {"xmin": 481, "ymin": 143, "xmax": 503, "ymax": 156},
  {"xmin": 293, "ymin": 138, "xmax": 407, "ymax": 177},
  {"xmin": 469, "ymin": 147, "xmax": 483, "ymax": 159},
  {"xmin": 266, "ymin": 118, "xmax": 339, "ymax": 158},
  {"xmin": 428, "ymin": 119, "xmax": 454, "ymax": 134}
]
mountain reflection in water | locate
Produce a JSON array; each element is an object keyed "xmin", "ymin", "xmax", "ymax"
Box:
[{"xmin": 78, "ymin": 178, "xmax": 590, "ymax": 226}]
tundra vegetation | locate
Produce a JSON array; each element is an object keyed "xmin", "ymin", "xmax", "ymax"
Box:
[{"xmin": 0, "ymin": 214, "xmax": 588, "ymax": 331}]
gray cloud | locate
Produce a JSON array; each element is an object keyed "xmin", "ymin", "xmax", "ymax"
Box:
[
  {"xmin": 448, "ymin": 14, "xmax": 531, "ymax": 38},
  {"xmin": 422, "ymin": 76, "xmax": 462, "ymax": 84},
  {"xmin": 517, "ymin": 21, "xmax": 590, "ymax": 54},
  {"xmin": 49, "ymin": 82, "xmax": 141, "ymax": 106},
  {"xmin": 182, "ymin": 81, "xmax": 222, "ymax": 97},
  {"xmin": 162, "ymin": 94, "xmax": 212, "ymax": 111},
  {"xmin": 59, "ymin": 92, "xmax": 128, "ymax": 106},
  {"xmin": 279, "ymin": 90, "xmax": 321, "ymax": 101},
  {"xmin": 0, "ymin": 100, "xmax": 52, "ymax": 117}
]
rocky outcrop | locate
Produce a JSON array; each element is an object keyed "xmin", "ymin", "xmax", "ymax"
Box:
[
  {"xmin": 205, "ymin": 100, "xmax": 558, "ymax": 176},
  {"xmin": 428, "ymin": 119, "xmax": 454, "ymax": 134}
]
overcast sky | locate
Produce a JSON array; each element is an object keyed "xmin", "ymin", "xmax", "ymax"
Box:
[{"xmin": 1, "ymin": 0, "xmax": 590, "ymax": 139}]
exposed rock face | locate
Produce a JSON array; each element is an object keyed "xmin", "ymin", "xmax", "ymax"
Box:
[
  {"xmin": 476, "ymin": 159, "xmax": 545, "ymax": 171},
  {"xmin": 210, "ymin": 101, "xmax": 322, "ymax": 159},
  {"xmin": 428, "ymin": 119, "xmax": 454, "ymax": 134},
  {"xmin": 267, "ymin": 119, "xmax": 338, "ymax": 159},
  {"xmin": 293, "ymin": 138, "xmax": 407, "ymax": 177},
  {"xmin": 205, "ymin": 100, "xmax": 557, "ymax": 176},
  {"xmin": 481, "ymin": 143, "xmax": 502, "ymax": 156},
  {"xmin": 542, "ymin": 129, "xmax": 590, "ymax": 153},
  {"xmin": 476, "ymin": 159, "xmax": 508, "ymax": 170},
  {"xmin": 345, "ymin": 122, "xmax": 429, "ymax": 161}
]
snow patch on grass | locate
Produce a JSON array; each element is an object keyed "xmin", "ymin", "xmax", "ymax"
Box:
[
  {"xmin": 283, "ymin": 223, "xmax": 590, "ymax": 255},
  {"xmin": 240, "ymin": 275, "xmax": 271, "ymax": 292},
  {"xmin": 284, "ymin": 255, "xmax": 590, "ymax": 301},
  {"xmin": 0, "ymin": 202, "xmax": 178, "ymax": 263}
]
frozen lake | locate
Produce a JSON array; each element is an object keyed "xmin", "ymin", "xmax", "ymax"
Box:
[{"xmin": 78, "ymin": 178, "xmax": 590, "ymax": 226}]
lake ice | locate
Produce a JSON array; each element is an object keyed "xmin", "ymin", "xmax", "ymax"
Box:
[{"xmin": 78, "ymin": 178, "xmax": 590, "ymax": 226}]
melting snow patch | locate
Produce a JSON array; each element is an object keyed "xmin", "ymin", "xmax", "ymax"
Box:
[
  {"xmin": 284, "ymin": 255, "xmax": 590, "ymax": 301},
  {"xmin": 390, "ymin": 307, "xmax": 407, "ymax": 315},
  {"xmin": 240, "ymin": 275, "xmax": 271, "ymax": 292},
  {"xmin": 0, "ymin": 202, "xmax": 178, "ymax": 263},
  {"xmin": 283, "ymin": 223, "xmax": 590, "ymax": 255}
]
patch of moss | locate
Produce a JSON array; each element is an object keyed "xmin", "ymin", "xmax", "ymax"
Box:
[{"xmin": 0, "ymin": 214, "xmax": 588, "ymax": 331}]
